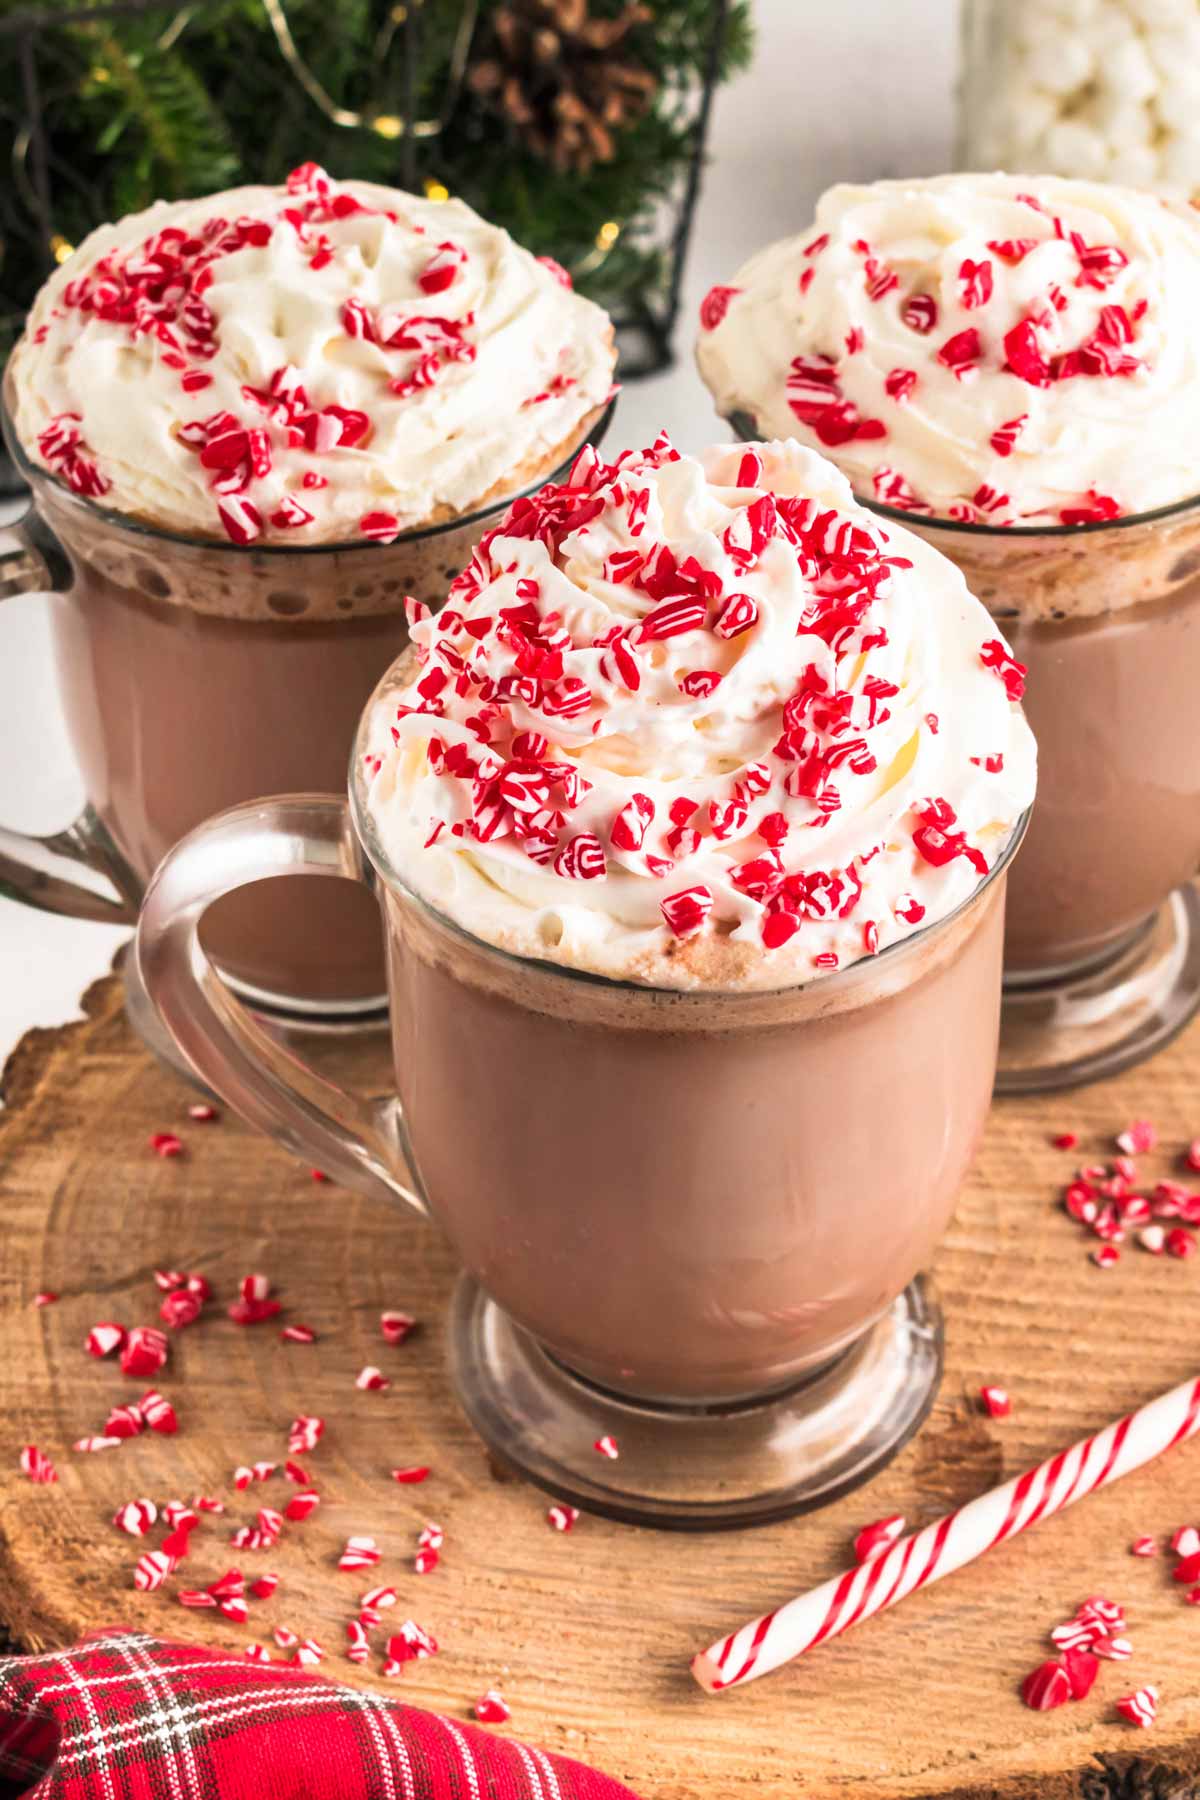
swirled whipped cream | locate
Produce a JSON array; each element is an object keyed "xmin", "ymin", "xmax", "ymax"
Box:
[
  {"xmin": 363, "ymin": 436, "xmax": 1036, "ymax": 990},
  {"xmin": 696, "ymin": 172, "xmax": 1200, "ymax": 527},
  {"xmin": 10, "ymin": 162, "xmax": 614, "ymax": 545}
]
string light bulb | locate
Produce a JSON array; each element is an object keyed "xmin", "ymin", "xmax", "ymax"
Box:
[
  {"xmin": 595, "ymin": 220, "xmax": 620, "ymax": 250},
  {"xmin": 423, "ymin": 177, "xmax": 449, "ymax": 202},
  {"xmin": 50, "ymin": 235, "xmax": 74, "ymax": 264}
]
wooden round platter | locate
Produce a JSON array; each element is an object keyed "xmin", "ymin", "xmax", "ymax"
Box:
[{"xmin": 3, "ymin": 972, "xmax": 1200, "ymax": 1799}]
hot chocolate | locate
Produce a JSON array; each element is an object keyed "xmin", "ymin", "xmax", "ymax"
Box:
[
  {"xmin": 358, "ymin": 434, "xmax": 1035, "ymax": 1391},
  {"xmin": 4, "ymin": 162, "xmax": 615, "ymax": 1013},
  {"xmin": 135, "ymin": 434, "xmax": 1033, "ymax": 1517}
]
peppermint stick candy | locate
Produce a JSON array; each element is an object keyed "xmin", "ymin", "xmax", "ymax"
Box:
[{"xmin": 693, "ymin": 1374, "xmax": 1200, "ymax": 1694}]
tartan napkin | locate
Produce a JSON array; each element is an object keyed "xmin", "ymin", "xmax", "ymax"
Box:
[{"xmin": 0, "ymin": 1631, "xmax": 640, "ymax": 1800}]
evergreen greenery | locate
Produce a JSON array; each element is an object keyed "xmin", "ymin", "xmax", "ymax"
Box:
[{"xmin": 0, "ymin": 0, "xmax": 752, "ymax": 358}]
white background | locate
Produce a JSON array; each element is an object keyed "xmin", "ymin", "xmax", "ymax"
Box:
[{"xmin": 0, "ymin": 0, "xmax": 961, "ymax": 1067}]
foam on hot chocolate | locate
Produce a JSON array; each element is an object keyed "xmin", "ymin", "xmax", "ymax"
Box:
[
  {"xmin": 9, "ymin": 163, "xmax": 614, "ymax": 547},
  {"xmin": 363, "ymin": 436, "xmax": 1036, "ymax": 990},
  {"xmin": 696, "ymin": 172, "xmax": 1200, "ymax": 529}
]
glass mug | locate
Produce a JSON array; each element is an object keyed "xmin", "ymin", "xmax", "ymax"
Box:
[
  {"xmin": 871, "ymin": 494, "xmax": 1200, "ymax": 1096},
  {"xmin": 0, "ymin": 393, "xmax": 613, "ymax": 1045},
  {"xmin": 136, "ymin": 658, "xmax": 1028, "ymax": 1528}
]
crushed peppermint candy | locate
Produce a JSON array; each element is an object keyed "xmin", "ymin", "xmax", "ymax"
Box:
[
  {"xmin": 1116, "ymin": 1686, "xmax": 1159, "ymax": 1729},
  {"xmin": 694, "ymin": 172, "xmax": 1200, "ymax": 527},
  {"xmin": 338, "ymin": 1536, "xmax": 381, "ymax": 1572},
  {"xmin": 15, "ymin": 163, "xmax": 614, "ymax": 546},
  {"xmin": 853, "ymin": 1515, "xmax": 906, "ymax": 1562},
  {"xmin": 366, "ymin": 437, "xmax": 1030, "ymax": 982},
  {"xmin": 19, "ymin": 1445, "xmax": 57, "ymax": 1485}
]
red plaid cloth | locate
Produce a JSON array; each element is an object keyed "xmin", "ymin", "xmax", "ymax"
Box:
[{"xmin": 0, "ymin": 1632, "xmax": 640, "ymax": 1800}]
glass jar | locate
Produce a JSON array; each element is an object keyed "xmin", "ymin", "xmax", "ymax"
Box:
[{"xmin": 960, "ymin": 0, "xmax": 1200, "ymax": 195}]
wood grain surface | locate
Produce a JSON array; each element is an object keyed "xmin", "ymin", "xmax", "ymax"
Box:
[{"xmin": 3, "ymin": 974, "xmax": 1200, "ymax": 1799}]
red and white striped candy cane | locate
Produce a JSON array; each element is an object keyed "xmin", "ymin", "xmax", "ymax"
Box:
[{"xmin": 693, "ymin": 1374, "xmax": 1200, "ymax": 1694}]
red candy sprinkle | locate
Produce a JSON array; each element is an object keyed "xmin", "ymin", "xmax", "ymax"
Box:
[
  {"xmin": 989, "ymin": 414, "xmax": 1028, "ymax": 458},
  {"xmin": 661, "ymin": 887, "xmax": 713, "ymax": 940},
  {"xmin": 901, "ymin": 293, "xmax": 938, "ymax": 334},
  {"xmin": 228, "ymin": 1294, "xmax": 282, "ymax": 1325},
  {"xmin": 288, "ymin": 1416, "xmax": 324, "ymax": 1454},
  {"xmin": 120, "ymin": 1327, "xmax": 168, "ymax": 1378},
  {"xmin": 86, "ymin": 1323, "xmax": 126, "ymax": 1358},
  {"xmin": 474, "ymin": 1690, "xmax": 511, "ymax": 1725},
  {"xmin": 355, "ymin": 1366, "xmax": 391, "ymax": 1391},
  {"xmin": 383, "ymin": 1622, "xmax": 438, "ymax": 1673},
  {"xmin": 139, "ymin": 1389, "xmax": 178, "ymax": 1435},
  {"xmin": 113, "ymin": 1498, "xmax": 158, "ymax": 1538},
  {"xmin": 548, "ymin": 1504, "xmax": 580, "ymax": 1532},
  {"xmin": 160, "ymin": 1289, "xmax": 203, "ymax": 1330},
  {"xmin": 380, "ymin": 1310, "xmax": 416, "ymax": 1346},
  {"xmin": 1116, "ymin": 1687, "xmax": 1159, "ymax": 1729},
  {"xmin": 979, "ymin": 639, "xmax": 1027, "ymax": 702},
  {"xmin": 133, "ymin": 1551, "xmax": 176, "ymax": 1592},
  {"xmin": 1052, "ymin": 1132, "xmax": 1079, "ymax": 1150},
  {"xmin": 1130, "ymin": 1535, "xmax": 1159, "ymax": 1557},
  {"xmin": 1063, "ymin": 1649, "xmax": 1100, "ymax": 1701},
  {"xmin": 1022, "ymin": 1661, "xmax": 1071, "ymax": 1711},
  {"xmin": 1117, "ymin": 1121, "xmax": 1156, "ymax": 1155},
  {"xmin": 853, "ymin": 1515, "xmax": 906, "ymax": 1563},
  {"xmin": 699, "ymin": 285, "xmax": 740, "ymax": 330},
  {"xmin": 359, "ymin": 512, "xmax": 402, "ymax": 544},
  {"xmin": 20, "ymin": 1446, "xmax": 57, "ymax": 1485},
  {"xmin": 338, "ymin": 1536, "xmax": 381, "ymax": 1572},
  {"xmin": 593, "ymin": 1435, "xmax": 620, "ymax": 1460},
  {"xmin": 937, "ymin": 328, "xmax": 982, "ymax": 377},
  {"xmin": 979, "ymin": 1385, "xmax": 1011, "ymax": 1419},
  {"xmin": 391, "ymin": 1466, "xmax": 431, "ymax": 1485},
  {"xmin": 958, "ymin": 258, "xmax": 994, "ymax": 309}
]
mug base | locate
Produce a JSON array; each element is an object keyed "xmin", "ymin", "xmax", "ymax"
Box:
[
  {"xmin": 995, "ymin": 882, "xmax": 1200, "ymax": 1095},
  {"xmin": 447, "ymin": 1273, "xmax": 944, "ymax": 1530},
  {"xmin": 117, "ymin": 942, "xmax": 389, "ymax": 1095}
]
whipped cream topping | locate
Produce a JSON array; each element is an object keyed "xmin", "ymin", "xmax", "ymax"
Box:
[
  {"xmin": 696, "ymin": 172, "xmax": 1200, "ymax": 527},
  {"xmin": 10, "ymin": 162, "xmax": 614, "ymax": 545},
  {"xmin": 363, "ymin": 436, "xmax": 1036, "ymax": 991}
]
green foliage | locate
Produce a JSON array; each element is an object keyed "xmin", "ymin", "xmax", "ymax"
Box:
[{"xmin": 0, "ymin": 0, "xmax": 750, "ymax": 356}]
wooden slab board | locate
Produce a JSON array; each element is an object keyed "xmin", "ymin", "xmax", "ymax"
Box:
[{"xmin": 3, "ymin": 974, "xmax": 1200, "ymax": 1800}]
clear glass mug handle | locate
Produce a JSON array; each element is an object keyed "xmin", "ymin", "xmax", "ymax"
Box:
[
  {"xmin": 136, "ymin": 792, "xmax": 425, "ymax": 1217},
  {"xmin": 0, "ymin": 512, "xmax": 139, "ymax": 923}
]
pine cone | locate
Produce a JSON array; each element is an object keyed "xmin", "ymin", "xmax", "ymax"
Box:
[{"xmin": 468, "ymin": 0, "xmax": 657, "ymax": 175}]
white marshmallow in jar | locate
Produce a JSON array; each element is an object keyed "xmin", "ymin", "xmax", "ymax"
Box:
[{"xmin": 960, "ymin": 0, "xmax": 1200, "ymax": 194}]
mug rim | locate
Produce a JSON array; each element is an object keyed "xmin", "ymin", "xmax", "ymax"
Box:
[
  {"xmin": 724, "ymin": 410, "xmax": 1200, "ymax": 540},
  {"xmin": 347, "ymin": 666, "xmax": 1031, "ymax": 1003},
  {"xmin": 0, "ymin": 384, "xmax": 616, "ymax": 557}
]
